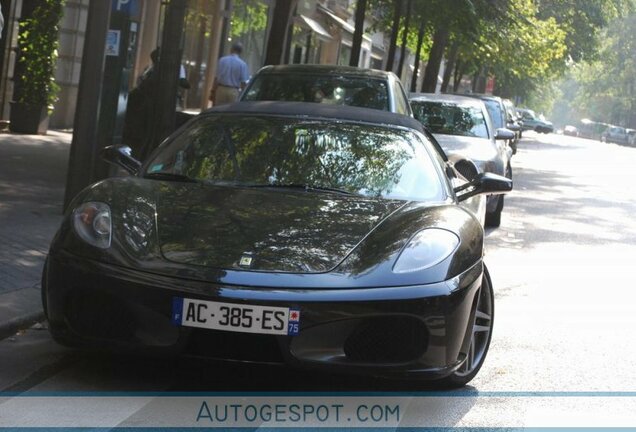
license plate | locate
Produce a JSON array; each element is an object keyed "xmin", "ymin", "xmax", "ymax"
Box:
[{"xmin": 171, "ymin": 297, "xmax": 300, "ymax": 336}]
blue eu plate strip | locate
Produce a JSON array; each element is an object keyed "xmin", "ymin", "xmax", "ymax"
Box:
[{"xmin": 171, "ymin": 297, "xmax": 184, "ymax": 326}]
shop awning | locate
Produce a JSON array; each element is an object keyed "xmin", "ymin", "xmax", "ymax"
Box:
[
  {"xmin": 297, "ymin": 14, "xmax": 333, "ymax": 41},
  {"xmin": 318, "ymin": 6, "xmax": 372, "ymax": 44}
]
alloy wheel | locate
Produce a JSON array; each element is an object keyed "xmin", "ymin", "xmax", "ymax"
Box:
[{"xmin": 454, "ymin": 273, "xmax": 494, "ymax": 377}]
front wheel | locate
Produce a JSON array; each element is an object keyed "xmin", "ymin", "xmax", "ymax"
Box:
[
  {"xmin": 432, "ymin": 265, "xmax": 494, "ymax": 388},
  {"xmin": 485, "ymin": 195, "xmax": 503, "ymax": 227}
]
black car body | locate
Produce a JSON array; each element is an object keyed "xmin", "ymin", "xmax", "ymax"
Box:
[
  {"xmin": 43, "ymin": 102, "xmax": 510, "ymax": 387},
  {"xmin": 241, "ymin": 64, "xmax": 413, "ymax": 117}
]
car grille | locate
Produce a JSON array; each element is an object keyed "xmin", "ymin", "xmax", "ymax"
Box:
[
  {"xmin": 343, "ymin": 316, "xmax": 428, "ymax": 363},
  {"xmin": 185, "ymin": 329, "xmax": 285, "ymax": 364}
]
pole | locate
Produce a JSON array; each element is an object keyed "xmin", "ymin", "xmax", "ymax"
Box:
[{"xmin": 63, "ymin": 1, "xmax": 111, "ymax": 210}]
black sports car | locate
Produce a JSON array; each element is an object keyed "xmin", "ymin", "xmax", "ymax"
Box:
[{"xmin": 43, "ymin": 102, "xmax": 511, "ymax": 388}]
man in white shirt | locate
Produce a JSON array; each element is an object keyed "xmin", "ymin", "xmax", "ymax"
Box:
[{"xmin": 209, "ymin": 42, "xmax": 250, "ymax": 106}]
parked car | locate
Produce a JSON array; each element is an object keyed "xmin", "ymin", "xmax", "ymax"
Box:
[
  {"xmin": 517, "ymin": 108, "xmax": 554, "ymax": 133},
  {"xmin": 576, "ymin": 119, "xmax": 609, "ymax": 140},
  {"xmin": 462, "ymin": 94, "xmax": 519, "ymax": 154},
  {"xmin": 601, "ymin": 125, "xmax": 630, "ymax": 144},
  {"xmin": 43, "ymin": 101, "xmax": 511, "ymax": 388},
  {"xmin": 563, "ymin": 125, "xmax": 580, "ymax": 137},
  {"xmin": 502, "ymin": 98, "xmax": 523, "ymax": 151},
  {"xmin": 410, "ymin": 93, "xmax": 514, "ymax": 228},
  {"xmin": 241, "ymin": 64, "xmax": 412, "ymax": 116}
]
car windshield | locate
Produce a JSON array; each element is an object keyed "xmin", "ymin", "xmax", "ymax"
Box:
[
  {"xmin": 242, "ymin": 74, "xmax": 390, "ymax": 111},
  {"xmin": 412, "ymin": 101, "xmax": 489, "ymax": 139},
  {"xmin": 483, "ymin": 100, "xmax": 504, "ymax": 128},
  {"xmin": 144, "ymin": 116, "xmax": 444, "ymax": 202}
]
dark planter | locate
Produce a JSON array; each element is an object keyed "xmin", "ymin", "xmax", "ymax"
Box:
[{"xmin": 9, "ymin": 102, "xmax": 50, "ymax": 134}]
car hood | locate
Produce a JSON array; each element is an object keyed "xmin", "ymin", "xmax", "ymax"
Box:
[
  {"xmin": 154, "ymin": 184, "xmax": 404, "ymax": 273},
  {"xmin": 433, "ymin": 134, "xmax": 498, "ymax": 165}
]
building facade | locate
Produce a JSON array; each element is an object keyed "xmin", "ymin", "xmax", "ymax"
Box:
[{"xmin": 0, "ymin": 0, "xmax": 423, "ymax": 130}]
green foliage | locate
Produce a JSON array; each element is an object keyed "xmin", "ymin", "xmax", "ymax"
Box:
[
  {"xmin": 556, "ymin": 13, "xmax": 636, "ymax": 126},
  {"xmin": 15, "ymin": 0, "xmax": 64, "ymax": 111},
  {"xmin": 230, "ymin": 0, "xmax": 268, "ymax": 38}
]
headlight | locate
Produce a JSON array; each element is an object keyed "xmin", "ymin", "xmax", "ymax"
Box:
[
  {"xmin": 392, "ymin": 228, "xmax": 460, "ymax": 273},
  {"xmin": 72, "ymin": 202, "xmax": 112, "ymax": 249}
]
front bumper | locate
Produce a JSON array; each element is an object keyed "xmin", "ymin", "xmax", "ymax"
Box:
[{"xmin": 44, "ymin": 251, "xmax": 484, "ymax": 380}]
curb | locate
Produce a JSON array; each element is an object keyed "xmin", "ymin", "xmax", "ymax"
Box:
[
  {"xmin": 0, "ymin": 311, "xmax": 45, "ymax": 341},
  {"xmin": 0, "ymin": 287, "xmax": 45, "ymax": 340}
]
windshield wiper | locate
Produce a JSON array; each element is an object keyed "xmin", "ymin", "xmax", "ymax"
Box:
[
  {"xmin": 247, "ymin": 183, "xmax": 355, "ymax": 196},
  {"xmin": 144, "ymin": 172, "xmax": 198, "ymax": 183}
]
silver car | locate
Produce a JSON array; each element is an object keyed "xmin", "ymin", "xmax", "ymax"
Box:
[{"xmin": 410, "ymin": 93, "xmax": 514, "ymax": 227}]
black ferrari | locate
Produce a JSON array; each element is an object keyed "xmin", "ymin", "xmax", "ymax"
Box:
[{"xmin": 43, "ymin": 102, "xmax": 511, "ymax": 388}]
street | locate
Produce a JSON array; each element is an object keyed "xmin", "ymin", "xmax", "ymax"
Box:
[{"xmin": 1, "ymin": 131, "xmax": 636, "ymax": 427}]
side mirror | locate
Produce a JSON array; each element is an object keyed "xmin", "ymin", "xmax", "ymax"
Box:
[
  {"xmin": 506, "ymin": 123, "xmax": 521, "ymax": 132},
  {"xmin": 454, "ymin": 172, "xmax": 513, "ymax": 202},
  {"xmin": 453, "ymin": 158, "xmax": 479, "ymax": 182},
  {"xmin": 100, "ymin": 145, "xmax": 141, "ymax": 175},
  {"xmin": 495, "ymin": 128, "xmax": 516, "ymax": 140}
]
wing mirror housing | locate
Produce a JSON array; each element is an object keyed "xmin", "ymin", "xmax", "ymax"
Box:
[
  {"xmin": 495, "ymin": 128, "xmax": 516, "ymax": 140},
  {"xmin": 455, "ymin": 172, "xmax": 513, "ymax": 202},
  {"xmin": 100, "ymin": 145, "xmax": 141, "ymax": 175},
  {"xmin": 506, "ymin": 122, "xmax": 521, "ymax": 132}
]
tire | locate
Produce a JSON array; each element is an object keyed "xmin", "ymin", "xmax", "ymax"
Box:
[
  {"xmin": 432, "ymin": 265, "xmax": 495, "ymax": 388},
  {"xmin": 41, "ymin": 257, "xmax": 49, "ymax": 319}
]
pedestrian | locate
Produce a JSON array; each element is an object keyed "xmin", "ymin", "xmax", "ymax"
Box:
[{"xmin": 209, "ymin": 42, "xmax": 249, "ymax": 105}]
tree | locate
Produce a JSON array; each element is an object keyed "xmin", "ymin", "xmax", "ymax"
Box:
[
  {"xmin": 350, "ymin": 0, "xmax": 368, "ymax": 66},
  {"xmin": 264, "ymin": 0, "xmax": 298, "ymax": 65},
  {"xmin": 385, "ymin": 0, "xmax": 403, "ymax": 71},
  {"xmin": 396, "ymin": 0, "xmax": 412, "ymax": 77},
  {"xmin": 143, "ymin": 0, "xmax": 188, "ymax": 159}
]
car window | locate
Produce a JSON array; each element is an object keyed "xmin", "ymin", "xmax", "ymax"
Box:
[
  {"xmin": 483, "ymin": 100, "xmax": 504, "ymax": 128},
  {"xmin": 146, "ymin": 116, "xmax": 445, "ymax": 202},
  {"xmin": 412, "ymin": 101, "xmax": 489, "ymax": 139},
  {"xmin": 242, "ymin": 74, "xmax": 390, "ymax": 111},
  {"xmin": 391, "ymin": 80, "xmax": 410, "ymax": 115}
]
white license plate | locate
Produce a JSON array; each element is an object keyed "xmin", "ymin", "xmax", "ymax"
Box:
[{"xmin": 172, "ymin": 297, "xmax": 300, "ymax": 336}]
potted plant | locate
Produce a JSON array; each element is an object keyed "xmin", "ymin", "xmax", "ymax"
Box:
[{"xmin": 9, "ymin": 0, "xmax": 64, "ymax": 134}]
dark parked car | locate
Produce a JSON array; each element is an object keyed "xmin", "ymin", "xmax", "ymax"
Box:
[
  {"xmin": 241, "ymin": 64, "xmax": 412, "ymax": 116},
  {"xmin": 43, "ymin": 102, "xmax": 511, "ymax": 388},
  {"xmin": 517, "ymin": 108, "xmax": 554, "ymax": 133},
  {"xmin": 601, "ymin": 126, "xmax": 630, "ymax": 144},
  {"xmin": 410, "ymin": 94, "xmax": 514, "ymax": 228}
]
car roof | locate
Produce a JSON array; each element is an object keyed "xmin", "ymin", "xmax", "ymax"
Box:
[
  {"xmin": 461, "ymin": 93, "xmax": 504, "ymax": 103},
  {"xmin": 203, "ymin": 101, "xmax": 423, "ymax": 132},
  {"xmin": 409, "ymin": 93, "xmax": 486, "ymax": 108},
  {"xmin": 253, "ymin": 64, "xmax": 397, "ymax": 80}
]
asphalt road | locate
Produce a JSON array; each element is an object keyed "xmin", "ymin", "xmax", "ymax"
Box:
[{"xmin": 2, "ymin": 131, "xmax": 636, "ymax": 428}]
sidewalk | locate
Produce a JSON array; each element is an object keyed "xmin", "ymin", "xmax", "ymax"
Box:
[{"xmin": 0, "ymin": 130, "xmax": 71, "ymax": 338}]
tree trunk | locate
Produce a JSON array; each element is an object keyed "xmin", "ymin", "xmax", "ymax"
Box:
[
  {"xmin": 396, "ymin": 0, "xmax": 412, "ymax": 78},
  {"xmin": 349, "ymin": 0, "xmax": 367, "ymax": 67},
  {"xmin": 420, "ymin": 26, "xmax": 449, "ymax": 93},
  {"xmin": 440, "ymin": 40, "xmax": 459, "ymax": 93},
  {"xmin": 143, "ymin": 0, "xmax": 187, "ymax": 159},
  {"xmin": 452, "ymin": 59, "xmax": 464, "ymax": 92},
  {"xmin": 264, "ymin": 0, "xmax": 298, "ymax": 65},
  {"xmin": 385, "ymin": 0, "xmax": 403, "ymax": 71},
  {"xmin": 410, "ymin": 20, "xmax": 426, "ymax": 93}
]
